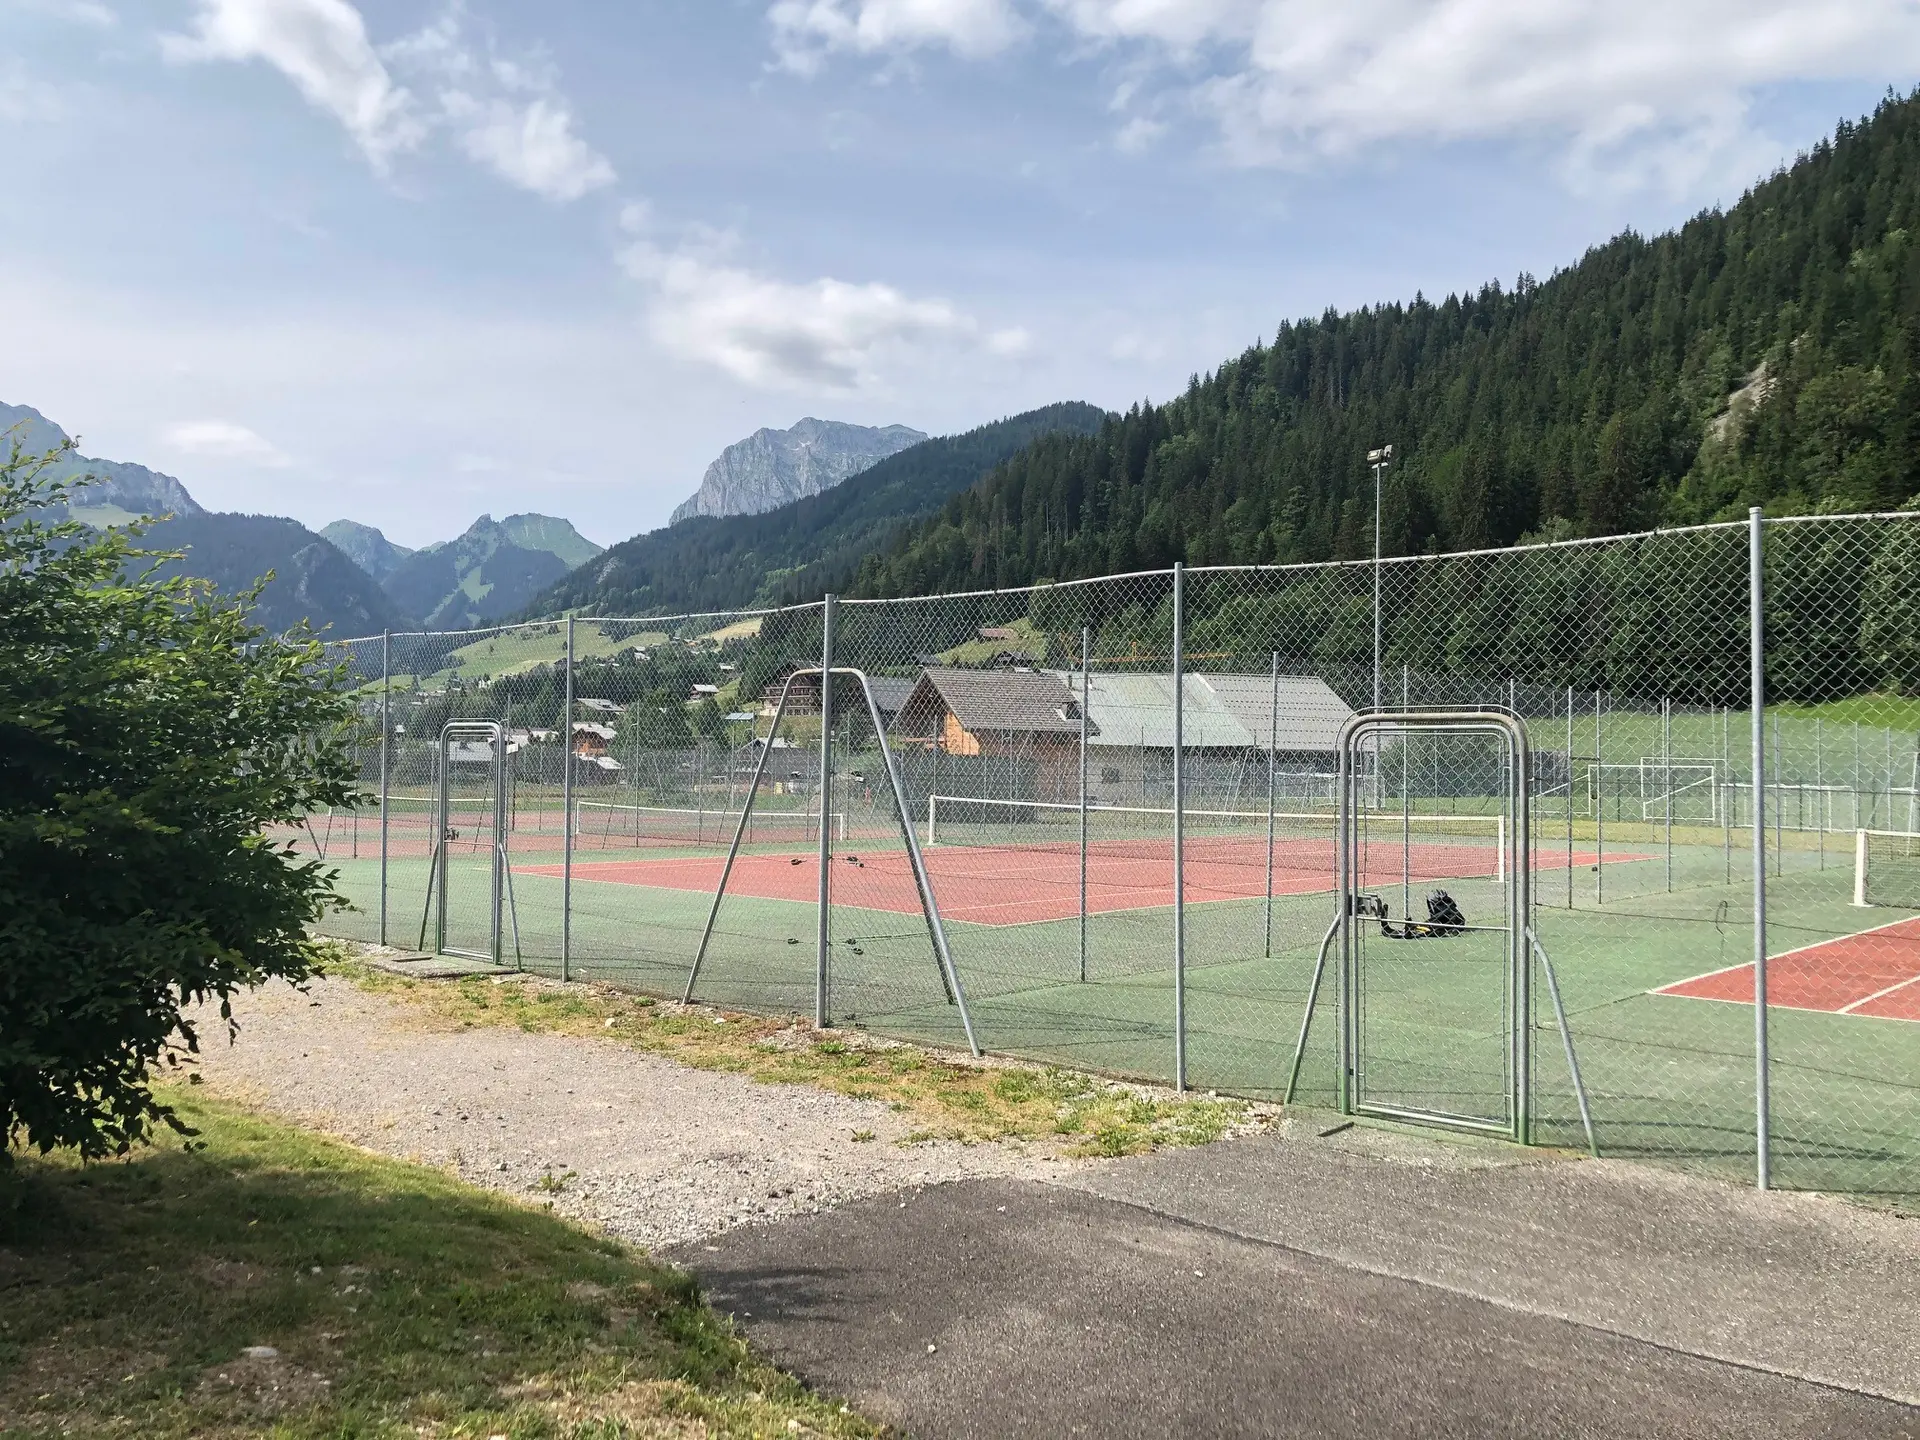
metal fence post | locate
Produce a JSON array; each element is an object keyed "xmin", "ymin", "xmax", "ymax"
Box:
[
  {"xmin": 1172, "ymin": 563, "xmax": 1187, "ymax": 1091},
  {"xmin": 817, "ymin": 596, "xmax": 836, "ymax": 1028},
  {"xmin": 379, "ymin": 629, "xmax": 390, "ymax": 946},
  {"xmin": 1264, "ymin": 650, "xmax": 1278, "ymax": 959},
  {"xmin": 1080, "ymin": 624, "xmax": 1090, "ymax": 983},
  {"xmin": 1723, "ymin": 705, "xmax": 1733, "ymax": 883},
  {"xmin": 1401, "ymin": 664, "xmax": 1411, "ymax": 921},
  {"xmin": 561, "ymin": 615, "xmax": 575, "ymax": 983},
  {"xmin": 1566, "ymin": 685, "xmax": 1574, "ymax": 908},
  {"xmin": 1664, "ymin": 697, "xmax": 1674, "ymax": 891},
  {"xmin": 1594, "ymin": 690, "xmax": 1604, "ymax": 906},
  {"xmin": 1750, "ymin": 507, "xmax": 1770, "ymax": 1191},
  {"xmin": 1816, "ymin": 716, "xmax": 1825, "ymax": 870},
  {"xmin": 1772, "ymin": 712, "xmax": 1782, "ymax": 877}
]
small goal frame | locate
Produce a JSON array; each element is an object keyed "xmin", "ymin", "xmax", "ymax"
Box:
[{"xmin": 417, "ymin": 720, "xmax": 523, "ymax": 968}]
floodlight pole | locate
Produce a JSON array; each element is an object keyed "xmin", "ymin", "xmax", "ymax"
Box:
[{"xmin": 1368, "ymin": 445, "xmax": 1392, "ymax": 712}]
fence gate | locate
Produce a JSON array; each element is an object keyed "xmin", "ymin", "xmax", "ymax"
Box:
[
  {"xmin": 1338, "ymin": 711, "xmax": 1531, "ymax": 1139},
  {"xmin": 418, "ymin": 721, "xmax": 521, "ymax": 967}
]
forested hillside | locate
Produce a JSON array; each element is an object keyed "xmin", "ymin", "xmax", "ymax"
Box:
[
  {"xmin": 385, "ymin": 513, "xmax": 602, "ymax": 628},
  {"xmin": 854, "ymin": 91, "xmax": 1920, "ymax": 598},
  {"xmin": 533, "ymin": 403, "xmax": 1107, "ymax": 617}
]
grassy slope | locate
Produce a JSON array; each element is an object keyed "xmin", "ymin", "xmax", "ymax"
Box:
[
  {"xmin": 358, "ymin": 626, "xmax": 673, "ymax": 696},
  {"xmin": 0, "ymin": 1090, "xmax": 875, "ymax": 1439}
]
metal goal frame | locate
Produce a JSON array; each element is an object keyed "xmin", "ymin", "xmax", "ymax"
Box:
[
  {"xmin": 417, "ymin": 720, "xmax": 523, "ymax": 968},
  {"xmin": 1286, "ymin": 709, "xmax": 1595, "ymax": 1155}
]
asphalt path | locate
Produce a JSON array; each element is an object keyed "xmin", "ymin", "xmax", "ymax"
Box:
[{"xmin": 674, "ymin": 1120, "xmax": 1920, "ymax": 1438}]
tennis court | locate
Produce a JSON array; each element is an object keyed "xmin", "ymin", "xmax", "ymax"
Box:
[
  {"xmin": 313, "ymin": 511, "xmax": 1920, "ymax": 1201},
  {"xmin": 1656, "ymin": 916, "xmax": 1920, "ymax": 1022},
  {"xmin": 527, "ymin": 843, "xmax": 1626, "ymax": 929}
]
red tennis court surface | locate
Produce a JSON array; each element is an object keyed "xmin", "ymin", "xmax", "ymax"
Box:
[
  {"xmin": 522, "ymin": 837, "xmax": 1619, "ymax": 928},
  {"xmin": 1655, "ymin": 916, "xmax": 1920, "ymax": 1022}
]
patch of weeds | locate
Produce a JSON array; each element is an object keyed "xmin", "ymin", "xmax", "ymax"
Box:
[
  {"xmin": 0, "ymin": 1090, "xmax": 876, "ymax": 1439},
  {"xmin": 991, "ymin": 1071, "xmax": 1041, "ymax": 1104},
  {"xmin": 850, "ymin": 1131, "xmax": 876, "ymax": 1144},
  {"xmin": 338, "ymin": 952, "xmax": 1258, "ymax": 1156},
  {"xmin": 535, "ymin": 1169, "xmax": 578, "ymax": 1195}
]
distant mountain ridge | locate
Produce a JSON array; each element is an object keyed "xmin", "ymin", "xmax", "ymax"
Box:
[
  {"xmin": 669, "ymin": 417, "xmax": 928, "ymax": 523},
  {"xmin": 533, "ymin": 403, "xmax": 1110, "ymax": 617},
  {"xmin": 381, "ymin": 513, "xmax": 604, "ymax": 629},
  {"xmin": 4, "ymin": 400, "xmax": 402, "ymax": 636},
  {"xmin": 2, "ymin": 402, "xmax": 202, "ymax": 526},
  {"xmin": 143, "ymin": 513, "xmax": 411, "ymax": 636},
  {"xmin": 320, "ymin": 519, "xmax": 413, "ymax": 581},
  {"xmin": 4, "ymin": 401, "xmax": 604, "ymax": 636}
]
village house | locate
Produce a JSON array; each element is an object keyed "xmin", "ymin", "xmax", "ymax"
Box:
[{"xmin": 890, "ymin": 666, "xmax": 1088, "ymax": 798}]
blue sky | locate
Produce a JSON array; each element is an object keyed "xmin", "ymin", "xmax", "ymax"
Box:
[{"xmin": 3, "ymin": 0, "xmax": 1917, "ymax": 548}]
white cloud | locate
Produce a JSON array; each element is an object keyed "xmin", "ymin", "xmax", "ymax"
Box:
[
  {"xmin": 442, "ymin": 91, "xmax": 614, "ymax": 201},
  {"xmin": 389, "ymin": 8, "xmax": 616, "ymax": 201},
  {"xmin": 618, "ymin": 217, "xmax": 1013, "ymax": 391},
  {"xmin": 770, "ymin": 0, "xmax": 1026, "ymax": 73},
  {"xmin": 165, "ymin": 0, "xmax": 613, "ymax": 200},
  {"xmin": 986, "ymin": 326, "xmax": 1032, "ymax": 356},
  {"xmin": 1046, "ymin": 0, "xmax": 1256, "ymax": 52},
  {"xmin": 1174, "ymin": 2, "xmax": 1920, "ymax": 180},
  {"xmin": 1113, "ymin": 114, "xmax": 1165, "ymax": 153},
  {"xmin": 779, "ymin": 0, "xmax": 1920, "ymax": 191},
  {"xmin": 164, "ymin": 0, "xmax": 424, "ymax": 169},
  {"xmin": 162, "ymin": 419, "xmax": 293, "ymax": 467}
]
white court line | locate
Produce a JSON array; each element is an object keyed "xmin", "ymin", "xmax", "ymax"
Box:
[
  {"xmin": 1652, "ymin": 912, "xmax": 1920, "ymax": 995},
  {"xmin": 1839, "ymin": 972, "xmax": 1920, "ymax": 1014}
]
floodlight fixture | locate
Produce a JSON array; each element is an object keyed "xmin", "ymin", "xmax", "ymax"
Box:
[{"xmin": 1368, "ymin": 445, "xmax": 1394, "ymax": 710}]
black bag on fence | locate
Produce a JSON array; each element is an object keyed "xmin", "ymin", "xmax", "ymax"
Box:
[{"xmin": 1351, "ymin": 888, "xmax": 1467, "ymax": 940}]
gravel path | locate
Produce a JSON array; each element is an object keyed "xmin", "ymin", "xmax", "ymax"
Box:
[{"xmin": 187, "ymin": 976, "xmax": 1080, "ymax": 1250}]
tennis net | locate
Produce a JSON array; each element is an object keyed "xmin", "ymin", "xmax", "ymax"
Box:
[
  {"xmin": 573, "ymin": 801, "xmax": 846, "ymax": 850},
  {"xmin": 1854, "ymin": 828, "xmax": 1920, "ymax": 909},
  {"xmin": 924, "ymin": 794, "xmax": 1508, "ymax": 881}
]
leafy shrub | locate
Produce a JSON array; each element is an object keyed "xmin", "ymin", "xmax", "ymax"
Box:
[{"xmin": 0, "ymin": 441, "xmax": 357, "ymax": 1158}]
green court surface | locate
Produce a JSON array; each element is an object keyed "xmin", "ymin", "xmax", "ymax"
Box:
[{"xmin": 314, "ymin": 816, "xmax": 1920, "ymax": 1202}]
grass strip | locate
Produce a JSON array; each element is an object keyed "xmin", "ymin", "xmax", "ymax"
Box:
[
  {"xmin": 338, "ymin": 951, "xmax": 1255, "ymax": 1158},
  {"xmin": 0, "ymin": 1089, "xmax": 877, "ymax": 1439}
]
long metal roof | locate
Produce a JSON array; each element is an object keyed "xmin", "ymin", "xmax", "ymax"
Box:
[{"xmin": 1051, "ymin": 670, "xmax": 1352, "ymax": 751}]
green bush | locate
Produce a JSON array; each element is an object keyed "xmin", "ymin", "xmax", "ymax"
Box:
[{"xmin": 0, "ymin": 441, "xmax": 357, "ymax": 1158}]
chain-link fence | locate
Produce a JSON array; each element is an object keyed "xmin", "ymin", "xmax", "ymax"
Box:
[{"xmin": 304, "ymin": 509, "xmax": 1920, "ymax": 1202}]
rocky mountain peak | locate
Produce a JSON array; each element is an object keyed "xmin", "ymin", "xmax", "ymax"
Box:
[{"xmin": 669, "ymin": 417, "xmax": 928, "ymax": 524}]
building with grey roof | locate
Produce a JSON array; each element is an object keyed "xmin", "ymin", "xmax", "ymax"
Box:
[{"xmin": 1048, "ymin": 671, "xmax": 1352, "ymax": 754}]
